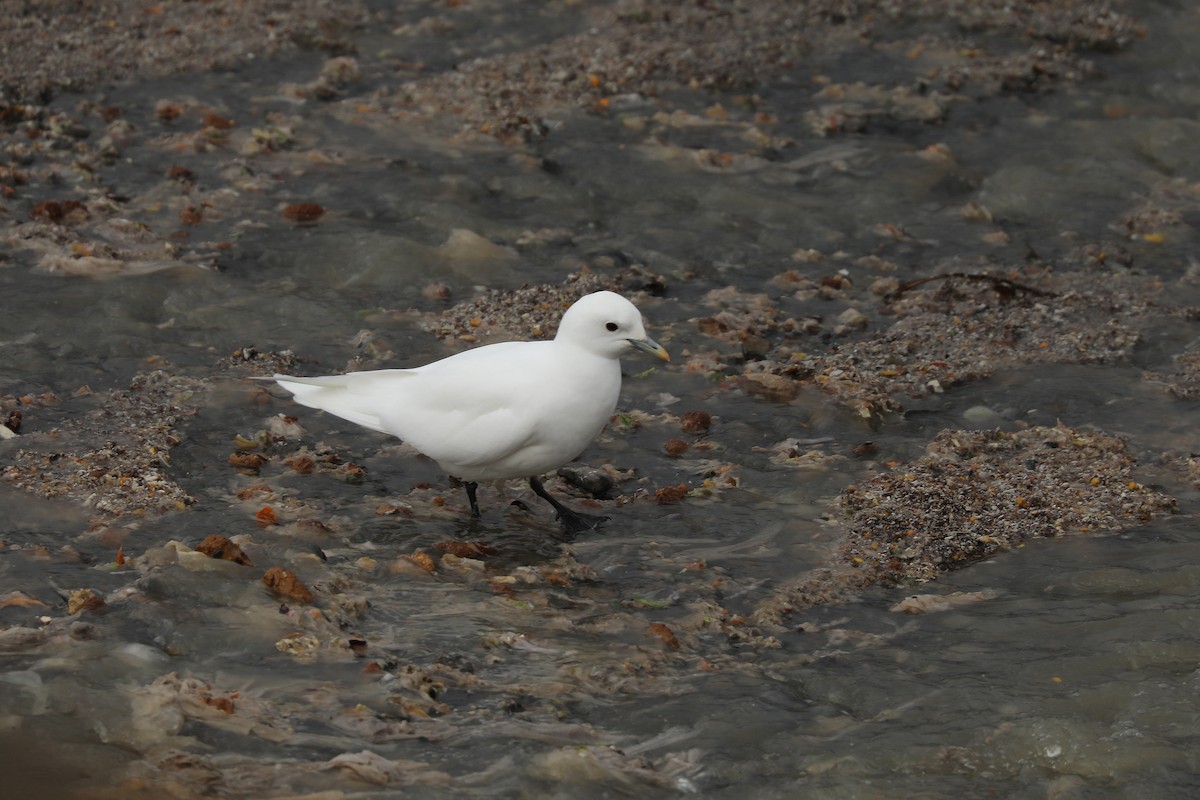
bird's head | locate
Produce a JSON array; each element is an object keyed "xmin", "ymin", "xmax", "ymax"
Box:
[{"xmin": 556, "ymin": 290, "xmax": 670, "ymax": 362}]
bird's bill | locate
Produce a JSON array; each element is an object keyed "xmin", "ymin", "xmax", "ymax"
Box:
[{"xmin": 628, "ymin": 336, "xmax": 670, "ymax": 362}]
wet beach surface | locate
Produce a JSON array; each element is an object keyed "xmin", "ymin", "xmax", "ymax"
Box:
[{"xmin": 3, "ymin": 0, "xmax": 1200, "ymax": 797}]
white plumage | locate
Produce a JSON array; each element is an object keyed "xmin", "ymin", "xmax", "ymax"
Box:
[{"xmin": 267, "ymin": 290, "xmax": 669, "ymax": 532}]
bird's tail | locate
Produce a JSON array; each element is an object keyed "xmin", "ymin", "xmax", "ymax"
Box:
[{"xmin": 260, "ymin": 373, "xmax": 389, "ymax": 434}]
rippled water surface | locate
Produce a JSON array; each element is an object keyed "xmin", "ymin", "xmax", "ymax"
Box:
[{"xmin": 3, "ymin": 1, "xmax": 1200, "ymax": 798}]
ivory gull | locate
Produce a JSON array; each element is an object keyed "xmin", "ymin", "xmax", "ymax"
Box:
[{"xmin": 266, "ymin": 290, "xmax": 669, "ymax": 533}]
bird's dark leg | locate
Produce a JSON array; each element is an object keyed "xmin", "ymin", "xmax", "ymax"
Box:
[
  {"xmin": 528, "ymin": 475, "xmax": 609, "ymax": 534},
  {"xmin": 463, "ymin": 481, "xmax": 482, "ymax": 517}
]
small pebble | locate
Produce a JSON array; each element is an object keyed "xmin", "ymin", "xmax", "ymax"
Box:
[
  {"xmin": 262, "ymin": 567, "xmax": 314, "ymax": 603},
  {"xmin": 556, "ymin": 466, "xmax": 615, "ymax": 498},
  {"xmin": 663, "ymin": 438, "xmax": 689, "ymax": 457},
  {"xmin": 680, "ymin": 410, "xmax": 712, "ymax": 434}
]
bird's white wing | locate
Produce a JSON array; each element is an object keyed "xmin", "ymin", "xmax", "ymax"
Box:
[
  {"xmin": 376, "ymin": 345, "xmax": 551, "ymax": 470},
  {"xmin": 392, "ymin": 400, "xmax": 540, "ymax": 472},
  {"xmin": 272, "ymin": 342, "xmax": 555, "ymax": 471}
]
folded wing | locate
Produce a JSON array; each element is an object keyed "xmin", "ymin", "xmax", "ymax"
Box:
[{"xmin": 271, "ymin": 357, "xmax": 546, "ymax": 474}]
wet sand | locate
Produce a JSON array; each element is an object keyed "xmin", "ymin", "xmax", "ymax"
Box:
[
  {"xmin": 3, "ymin": 1, "xmax": 1200, "ymax": 797},
  {"xmin": 1, "ymin": 0, "xmax": 1184, "ymax": 604}
]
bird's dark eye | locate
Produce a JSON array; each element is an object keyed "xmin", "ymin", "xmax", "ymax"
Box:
[{"xmin": 605, "ymin": 322, "xmax": 619, "ymax": 332}]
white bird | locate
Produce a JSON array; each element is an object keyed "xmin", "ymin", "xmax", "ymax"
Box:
[{"xmin": 264, "ymin": 290, "xmax": 669, "ymax": 533}]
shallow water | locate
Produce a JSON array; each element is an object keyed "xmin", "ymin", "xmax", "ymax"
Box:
[{"xmin": 3, "ymin": 1, "xmax": 1200, "ymax": 797}]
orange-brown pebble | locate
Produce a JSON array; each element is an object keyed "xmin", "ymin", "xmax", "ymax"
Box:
[
  {"xmin": 336, "ymin": 463, "xmax": 366, "ymax": 483},
  {"xmin": 30, "ymin": 199, "xmax": 88, "ymax": 225},
  {"xmin": 647, "ymin": 622, "xmax": 681, "ymax": 649},
  {"xmin": 235, "ymin": 484, "xmax": 273, "ymax": 500},
  {"xmin": 422, "ymin": 282, "xmax": 451, "ymax": 301},
  {"xmin": 655, "ymin": 483, "xmax": 688, "ymax": 504},
  {"xmin": 284, "ymin": 454, "xmax": 315, "ymax": 475},
  {"xmin": 67, "ymin": 588, "xmax": 106, "ymax": 614},
  {"xmin": 201, "ymin": 112, "xmax": 235, "ymax": 130},
  {"xmin": 663, "ymin": 438, "xmax": 689, "ymax": 457},
  {"xmin": 196, "ymin": 534, "xmax": 254, "ymax": 566},
  {"xmin": 435, "ymin": 540, "xmax": 496, "ymax": 559},
  {"xmin": 405, "ymin": 551, "xmax": 437, "ymax": 573},
  {"xmin": 262, "ymin": 567, "xmax": 313, "ymax": 603},
  {"xmin": 155, "ymin": 101, "xmax": 182, "ymax": 121},
  {"xmin": 680, "ymin": 411, "xmax": 712, "ymax": 434},
  {"xmin": 228, "ymin": 452, "xmax": 268, "ymax": 472},
  {"xmin": 201, "ymin": 695, "xmax": 236, "ymax": 714},
  {"xmin": 282, "ymin": 203, "xmax": 325, "ymax": 223}
]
